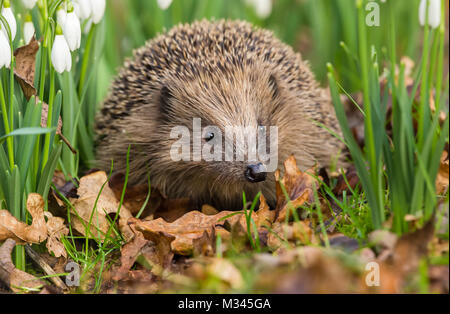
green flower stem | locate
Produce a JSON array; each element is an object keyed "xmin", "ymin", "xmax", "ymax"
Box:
[
  {"xmin": 42, "ymin": 65, "xmax": 55, "ymax": 168},
  {"xmin": 418, "ymin": 0, "xmax": 430, "ymax": 149},
  {"xmin": 357, "ymin": 0, "xmax": 384, "ymax": 228},
  {"xmin": 0, "ymin": 79, "xmax": 14, "ymax": 168},
  {"xmin": 78, "ymin": 24, "xmax": 96, "ymax": 96},
  {"xmin": 435, "ymin": 0, "xmax": 445, "ymax": 111}
]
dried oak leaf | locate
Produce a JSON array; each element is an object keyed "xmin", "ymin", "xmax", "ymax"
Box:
[
  {"xmin": 368, "ymin": 218, "xmax": 436, "ymax": 293},
  {"xmin": 132, "ymin": 211, "xmax": 246, "ymax": 256},
  {"xmin": 0, "ymin": 239, "xmax": 45, "ymax": 293},
  {"xmin": 109, "ymin": 172, "xmax": 162, "ymax": 218},
  {"xmin": 44, "ymin": 212, "xmax": 69, "ymax": 258},
  {"xmin": 14, "ymin": 37, "xmax": 39, "ymax": 100},
  {"xmin": 69, "ymin": 171, "xmax": 133, "ymax": 241},
  {"xmin": 113, "ymin": 225, "xmax": 151, "ymax": 281},
  {"xmin": 275, "ymin": 155, "xmax": 320, "ymax": 222},
  {"xmin": 267, "ymin": 220, "xmax": 318, "ymax": 251},
  {"xmin": 13, "ymin": 37, "xmax": 70, "ymax": 151},
  {"xmin": 0, "ymin": 193, "xmax": 47, "ymax": 244},
  {"xmin": 206, "ymin": 258, "xmax": 244, "ymax": 289}
]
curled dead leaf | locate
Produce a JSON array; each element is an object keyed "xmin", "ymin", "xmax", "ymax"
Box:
[
  {"xmin": 44, "ymin": 212, "xmax": 69, "ymax": 258},
  {"xmin": 0, "ymin": 239, "xmax": 45, "ymax": 293},
  {"xmin": 69, "ymin": 171, "xmax": 133, "ymax": 241},
  {"xmin": 131, "ymin": 211, "xmax": 233, "ymax": 256},
  {"xmin": 275, "ymin": 155, "xmax": 320, "ymax": 222},
  {"xmin": 0, "ymin": 193, "xmax": 47, "ymax": 244}
]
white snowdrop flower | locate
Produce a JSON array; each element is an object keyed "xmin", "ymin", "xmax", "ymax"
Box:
[
  {"xmin": 51, "ymin": 29, "xmax": 72, "ymax": 73},
  {"xmin": 56, "ymin": 8, "xmax": 67, "ymax": 27},
  {"xmin": 23, "ymin": 14, "xmax": 35, "ymax": 44},
  {"xmin": 90, "ymin": 0, "xmax": 106, "ymax": 24},
  {"xmin": 419, "ymin": 0, "xmax": 441, "ymax": 29},
  {"xmin": 63, "ymin": 9, "xmax": 81, "ymax": 51},
  {"xmin": 253, "ymin": 0, "xmax": 272, "ymax": 19},
  {"xmin": 157, "ymin": 0, "xmax": 173, "ymax": 10},
  {"xmin": 0, "ymin": 30, "xmax": 11, "ymax": 68},
  {"xmin": 1, "ymin": 1, "xmax": 17, "ymax": 41},
  {"xmin": 74, "ymin": 0, "xmax": 92, "ymax": 20},
  {"xmin": 21, "ymin": 0, "xmax": 38, "ymax": 9}
]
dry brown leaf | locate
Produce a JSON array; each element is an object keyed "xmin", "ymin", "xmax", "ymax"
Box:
[
  {"xmin": 254, "ymin": 194, "xmax": 275, "ymax": 228},
  {"xmin": 0, "ymin": 239, "xmax": 45, "ymax": 293},
  {"xmin": 0, "ymin": 194, "xmax": 47, "ymax": 244},
  {"xmin": 206, "ymin": 258, "xmax": 244, "ymax": 289},
  {"xmin": 274, "ymin": 155, "xmax": 320, "ymax": 222},
  {"xmin": 109, "ymin": 173, "xmax": 162, "ymax": 218},
  {"xmin": 14, "ymin": 37, "xmax": 39, "ymax": 100},
  {"xmin": 201, "ymin": 204, "xmax": 219, "ymax": 216},
  {"xmin": 271, "ymin": 247, "xmax": 357, "ymax": 293},
  {"xmin": 44, "ymin": 212, "xmax": 69, "ymax": 258},
  {"xmin": 69, "ymin": 171, "xmax": 133, "ymax": 241},
  {"xmin": 267, "ymin": 220, "xmax": 318, "ymax": 251},
  {"xmin": 113, "ymin": 226, "xmax": 150, "ymax": 281},
  {"xmin": 13, "ymin": 37, "xmax": 70, "ymax": 152},
  {"xmin": 369, "ymin": 218, "xmax": 436, "ymax": 293},
  {"xmin": 132, "ymin": 210, "xmax": 249, "ymax": 256}
]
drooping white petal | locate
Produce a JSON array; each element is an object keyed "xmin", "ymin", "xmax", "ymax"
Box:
[
  {"xmin": 90, "ymin": 0, "xmax": 106, "ymax": 24},
  {"xmin": 157, "ymin": 0, "xmax": 173, "ymax": 10},
  {"xmin": 57, "ymin": 8, "xmax": 67, "ymax": 27},
  {"xmin": 51, "ymin": 35, "xmax": 72, "ymax": 73},
  {"xmin": 253, "ymin": 0, "xmax": 272, "ymax": 19},
  {"xmin": 63, "ymin": 12, "xmax": 81, "ymax": 51},
  {"xmin": 23, "ymin": 21, "xmax": 35, "ymax": 44},
  {"xmin": 1, "ymin": 7, "xmax": 17, "ymax": 40},
  {"xmin": 74, "ymin": 0, "xmax": 92, "ymax": 20},
  {"xmin": 0, "ymin": 31, "xmax": 11, "ymax": 68},
  {"xmin": 419, "ymin": 0, "xmax": 441, "ymax": 29},
  {"xmin": 21, "ymin": 0, "xmax": 38, "ymax": 9}
]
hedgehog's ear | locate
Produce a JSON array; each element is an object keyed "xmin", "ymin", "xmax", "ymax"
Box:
[
  {"xmin": 268, "ymin": 74, "xmax": 279, "ymax": 100},
  {"xmin": 159, "ymin": 85, "xmax": 173, "ymax": 116}
]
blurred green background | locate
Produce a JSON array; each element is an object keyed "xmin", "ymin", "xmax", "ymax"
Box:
[{"xmin": 96, "ymin": 0, "xmax": 425, "ymax": 102}]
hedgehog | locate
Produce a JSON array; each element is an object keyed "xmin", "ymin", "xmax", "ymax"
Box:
[{"xmin": 95, "ymin": 20, "xmax": 344, "ymax": 210}]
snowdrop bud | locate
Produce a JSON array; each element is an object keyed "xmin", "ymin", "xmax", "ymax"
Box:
[
  {"xmin": 51, "ymin": 26, "xmax": 72, "ymax": 73},
  {"xmin": 253, "ymin": 0, "xmax": 272, "ymax": 19},
  {"xmin": 56, "ymin": 7, "xmax": 67, "ymax": 27},
  {"xmin": 21, "ymin": 0, "xmax": 38, "ymax": 9},
  {"xmin": 0, "ymin": 30, "xmax": 11, "ymax": 68},
  {"xmin": 63, "ymin": 6, "xmax": 81, "ymax": 51},
  {"xmin": 74, "ymin": 0, "xmax": 92, "ymax": 20},
  {"xmin": 23, "ymin": 14, "xmax": 34, "ymax": 44},
  {"xmin": 419, "ymin": 0, "xmax": 441, "ymax": 29},
  {"xmin": 1, "ymin": 0, "xmax": 17, "ymax": 41},
  {"xmin": 157, "ymin": 0, "xmax": 173, "ymax": 10},
  {"xmin": 90, "ymin": 0, "xmax": 106, "ymax": 24}
]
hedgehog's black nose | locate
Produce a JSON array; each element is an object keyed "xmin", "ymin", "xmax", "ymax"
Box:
[{"xmin": 245, "ymin": 163, "xmax": 267, "ymax": 183}]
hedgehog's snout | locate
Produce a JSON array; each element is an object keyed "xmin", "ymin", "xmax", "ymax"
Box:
[{"xmin": 244, "ymin": 163, "xmax": 267, "ymax": 183}]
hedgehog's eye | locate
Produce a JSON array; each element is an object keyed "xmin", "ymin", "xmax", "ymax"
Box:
[{"xmin": 204, "ymin": 132, "xmax": 215, "ymax": 142}]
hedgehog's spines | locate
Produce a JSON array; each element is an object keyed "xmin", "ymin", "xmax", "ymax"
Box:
[{"xmin": 95, "ymin": 19, "xmax": 345, "ymax": 210}]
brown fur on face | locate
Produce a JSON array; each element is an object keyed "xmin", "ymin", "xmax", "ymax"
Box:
[{"xmin": 95, "ymin": 20, "xmax": 344, "ymax": 210}]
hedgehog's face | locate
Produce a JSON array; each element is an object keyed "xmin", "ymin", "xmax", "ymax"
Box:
[{"xmin": 153, "ymin": 66, "xmax": 292, "ymax": 191}]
